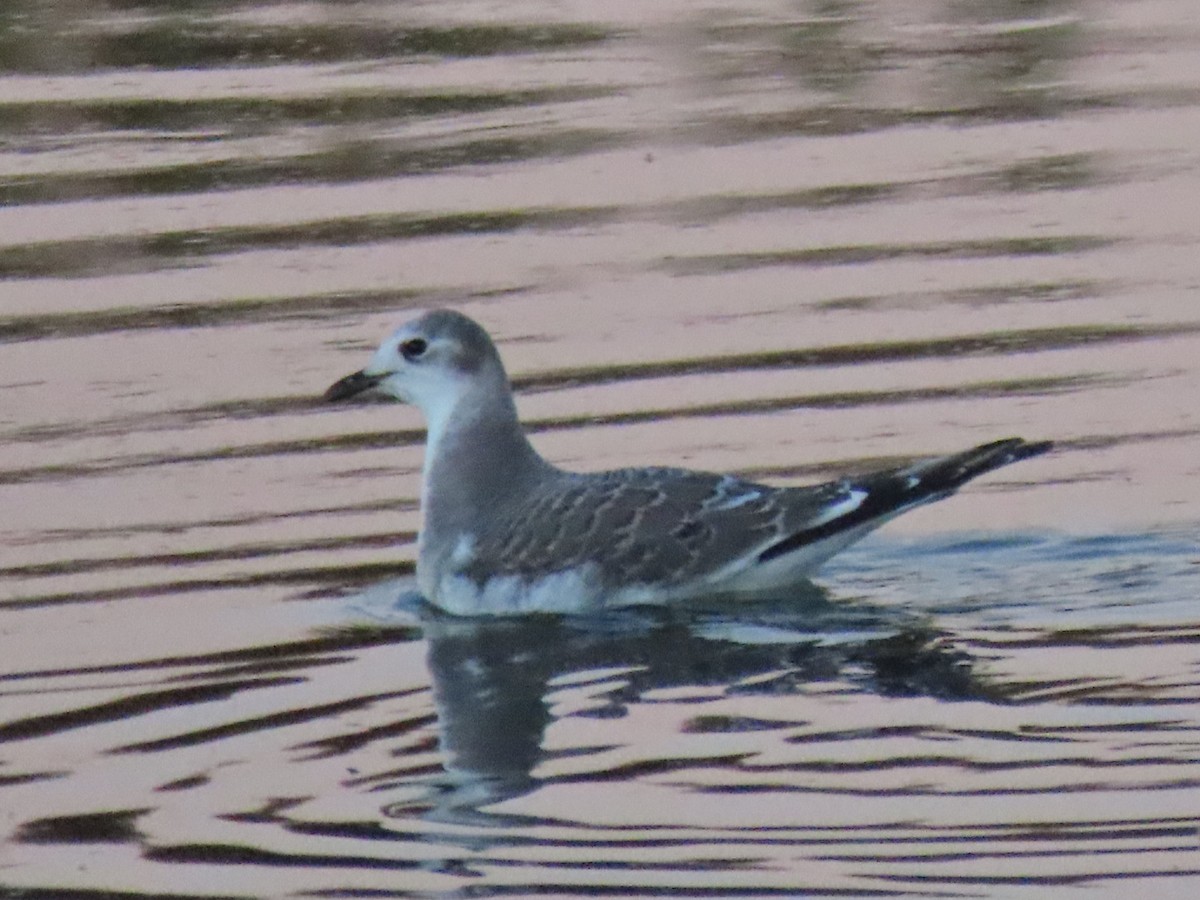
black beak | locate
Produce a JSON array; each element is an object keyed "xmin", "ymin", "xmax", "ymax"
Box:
[{"xmin": 324, "ymin": 369, "xmax": 384, "ymax": 402}]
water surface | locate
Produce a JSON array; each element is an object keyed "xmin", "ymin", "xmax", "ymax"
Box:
[{"xmin": 2, "ymin": 1, "xmax": 1199, "ymax": 897}]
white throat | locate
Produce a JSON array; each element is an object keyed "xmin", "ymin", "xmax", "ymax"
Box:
[{"xmin": 415, "ymin": 377, "xmax": 473, "ymax": 485}]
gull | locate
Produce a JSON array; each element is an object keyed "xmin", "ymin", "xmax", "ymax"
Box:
[{"xmin": 325, "ymin": 310, "xmax": 1051, "ymax": 616}]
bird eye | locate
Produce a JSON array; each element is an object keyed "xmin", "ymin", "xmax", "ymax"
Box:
[{"xmin": 400, "ymin": 338, "xmax": 428, "ymax": 361}]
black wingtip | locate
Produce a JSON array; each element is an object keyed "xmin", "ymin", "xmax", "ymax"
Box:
[
  {"xmin": 928, "ymin": 437, "xmax": 1053, "ymax": 489},
  {"xmin": 986, "ymin": 437, "xmax": 1053, "ymax": 467},
  {"xmin": 324, "ymin": 370, "xmax": 383, "ymax": 402},
  {"xmin": 756, "ymin": 436, "xmax": 1053, "ymax": 565},
  {"xmin": 1016, "ymin": 438, "xmax": 1054, "ymax": 459}
]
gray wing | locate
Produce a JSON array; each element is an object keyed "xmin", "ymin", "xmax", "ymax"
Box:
[
  {"xmin": 463, "ymin": 438, "xmax": 1051, "ymax": 589},
  {"xmin": 463, "ymin": 466, "xmax": 851, "ymax": 588}
]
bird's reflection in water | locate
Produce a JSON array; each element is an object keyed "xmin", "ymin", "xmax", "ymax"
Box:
[{"xmin": 352, "ymin": 580, "xmax": 998, "ymax": 829}]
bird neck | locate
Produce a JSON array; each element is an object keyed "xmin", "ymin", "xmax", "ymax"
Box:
[{"xmin": 420, "ymin": 377, "xmax": 550, "ymax": 539}]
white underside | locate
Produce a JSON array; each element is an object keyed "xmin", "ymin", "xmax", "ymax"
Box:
[
  {"xmin": 427, "ymin": 514, "xmax": 902, "ymax": 616},
  {"xmin": 434, "ymin": 565, "xmax": 611, "ymax": 616}
]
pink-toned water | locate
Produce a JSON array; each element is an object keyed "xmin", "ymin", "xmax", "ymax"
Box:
[{"xmin": 2, "ymin": 1, "xmax": 1199, "ymax": 896}]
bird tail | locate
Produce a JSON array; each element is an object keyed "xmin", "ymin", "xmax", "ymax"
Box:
[
  {"xmin": 757, "ymin": 438, "xmax": 1052, "ymax": 564},
  {"xmin": 897, "ymin": 437, "xmax": 1053, "ymax": 496}
]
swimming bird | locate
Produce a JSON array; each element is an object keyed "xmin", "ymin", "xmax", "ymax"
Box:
[{"xmin": 325, "ymin": 310, "xmax": 1051, "ymax": 615}]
